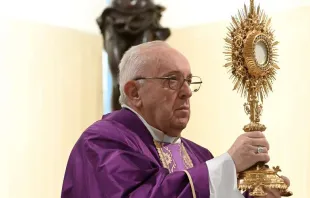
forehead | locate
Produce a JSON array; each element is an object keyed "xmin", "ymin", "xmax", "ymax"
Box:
[{"xmin": 153, "ymin": 48, "xmax": 191, "ymax": 77}]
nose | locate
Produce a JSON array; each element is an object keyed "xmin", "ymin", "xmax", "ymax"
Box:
[{"xmin": 178, "ymin": 81, "xmax": 192, "ymax": 99}]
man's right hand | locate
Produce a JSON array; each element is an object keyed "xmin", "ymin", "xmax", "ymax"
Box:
[{"xmin": 227, "ymin": 131, "xmax": 270, "ymax": 173}]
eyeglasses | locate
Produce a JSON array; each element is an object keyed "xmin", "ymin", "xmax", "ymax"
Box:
[{"xmin": 133, "ymin": 75, "xmax": 202, "ymax": 92}]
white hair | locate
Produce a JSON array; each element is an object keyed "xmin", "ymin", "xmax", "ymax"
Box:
[{"xmin": 118, "ymin": 41, "xmax": 171, "ymax": 105}]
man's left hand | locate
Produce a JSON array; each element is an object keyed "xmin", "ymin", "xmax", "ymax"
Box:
[{"xmin": 254, "ymin": 176, "xmax": 290, "ymax": 198}]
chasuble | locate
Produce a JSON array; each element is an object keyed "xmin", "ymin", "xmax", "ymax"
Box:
[{"xmin": 61, "ymin": 107, "xmax": 251, "ymax": 198}]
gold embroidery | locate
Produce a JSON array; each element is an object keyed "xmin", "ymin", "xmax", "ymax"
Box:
[
  {"xmin": 163, "ymin": 146, "xmax": 177, "ymax": 172},
  {"xmin": 180, "ymin": 143, "xmax": 194, "ymax": 169},
  {"xmin": 154, "ymin": 140, "xmax": 176, "ymax": 173},
  {"xmin": 154, "ymin": 140, "xmax": 194, "ymax": 173}
]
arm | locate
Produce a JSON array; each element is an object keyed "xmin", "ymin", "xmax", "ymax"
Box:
[
  {"xmin": 206, "ymin": 153, "xmax": 246, "ymax": 198},
  {"xmin": 61, "ymin": 129, "xmax": 211, "ymax": 198},
  {"xmin": 205, "ymin": 131, "xmax": 272, "ymax": 198}
]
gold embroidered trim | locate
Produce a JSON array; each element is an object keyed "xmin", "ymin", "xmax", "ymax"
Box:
[
  {"xmin": 183, "ymin": 170, "xmax": 197, "ymax": 198},
  {"xmin": 154, "ymin": 140, "xmax": 168, "ymax": 169},
  {"xmin": 180, "ymin": 143, "xmax": 194, "ymax": 169},
  {"xmin": 154, "ymin": 140, "xmax": 194, "ymax": 173},
  {"xmin": 163, "ymin": 146, "xmax": 177, "ymax": 172}
]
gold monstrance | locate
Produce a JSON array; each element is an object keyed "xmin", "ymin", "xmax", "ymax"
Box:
[{"xmin": 224, "ymin": 0, "xmax": 292, "ymax": 196}]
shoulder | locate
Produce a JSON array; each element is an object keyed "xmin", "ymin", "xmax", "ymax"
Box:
[
  {"xmin": 78, "ymin": 118, "xmax": 139, "ymax": 151},
  {"xmin": 181, "ymin": 138, "xmax": 214, "ymax": 160},
  {"xmin": 83, "ymin": 117, "xmax": 129, "ymax": 140},
  {"xmin": 76, "ymin": 109, "xmax": 150, "ymax": 152}
]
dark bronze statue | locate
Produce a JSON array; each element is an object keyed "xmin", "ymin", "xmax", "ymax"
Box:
[{"xmin": 97, "ymin": 0, "xmax": 171, "ymax": 111}]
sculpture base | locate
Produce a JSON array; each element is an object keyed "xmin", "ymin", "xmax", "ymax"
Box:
[{"xmin": 238, "ymin": 164, "xmax": 293, "ymax": 197}]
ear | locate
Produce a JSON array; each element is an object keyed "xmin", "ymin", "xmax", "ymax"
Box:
[{"xmin": 124, "ymin": 81, "xmax": 142, "ymax": 107}]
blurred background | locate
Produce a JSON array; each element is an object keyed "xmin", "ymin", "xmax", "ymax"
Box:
[{"xmin": 1, "ymin": 0, "xmax": 309, "ymax": 197}]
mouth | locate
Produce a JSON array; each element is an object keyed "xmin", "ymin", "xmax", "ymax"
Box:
[{"xmin": 176, "ymin": 106, "xmax": 190, "ymax": 111}]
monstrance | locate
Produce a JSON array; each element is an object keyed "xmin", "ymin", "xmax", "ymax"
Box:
[{"xmin": 223, "ymin": 0, "xmax": 292, "ymax": 196}]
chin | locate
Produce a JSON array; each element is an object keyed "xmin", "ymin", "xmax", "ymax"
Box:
[
  {"xmin": 174, "ymin": 118, "xmax": 189, "ymax": 129},
  {"xmin": 168, "ymin": 121, "xmax": 188, "ymax": 137}
]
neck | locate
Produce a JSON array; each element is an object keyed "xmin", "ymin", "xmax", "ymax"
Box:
[{"xmin": 121, "ymin": 104, "xmax": 181, "ymax": 138}]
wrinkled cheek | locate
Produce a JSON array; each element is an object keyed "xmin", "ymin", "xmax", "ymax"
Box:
[{"xmin": 158, "ymin": 94, "xmax": 168, "ymax": 102}]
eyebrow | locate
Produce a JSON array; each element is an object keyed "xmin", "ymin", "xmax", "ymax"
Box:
[{"xmin": 162, "ymin": 70, "xmax": 193, "ymax": 78}]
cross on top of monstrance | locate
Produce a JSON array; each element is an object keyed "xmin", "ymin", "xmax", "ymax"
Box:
[{"xmin": 223, "ymin": 0, "xmax": 292, "ymax": 196}]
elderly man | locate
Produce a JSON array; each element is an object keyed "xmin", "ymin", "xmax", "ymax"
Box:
[{"xmin": 61, "ymin": 41, "xmax": 289, "ymax": 198}]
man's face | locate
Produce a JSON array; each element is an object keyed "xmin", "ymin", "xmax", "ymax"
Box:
[{"xmin": 138, "ymin": 48, "xmax": 193, "ymax": 137}]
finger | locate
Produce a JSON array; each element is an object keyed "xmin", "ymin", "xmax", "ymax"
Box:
[
  {"xmin": 254, "ymin": 153, "xmax": 270, "ymax": 163},
  {"xmin": 249, "ymin": 145, "xmax": 268, "ymax": 154},
  {"xmin": 244, "ymin": 131, "xmax": 265, "ymax": 138},
  {"xmin": 281, "ymin": 176, "xmax": 290, "ymax": 187},
  {"xmin": 250, "ymin": 138, "xmax": 270, "ymax": 150},
  {"xmin": 265, "ymin": 187, "xmax": 281, "ymax": 197}
]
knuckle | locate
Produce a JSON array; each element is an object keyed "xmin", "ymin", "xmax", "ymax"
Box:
[
  {"xmin": 264, "ymin": 147, "xmax": 268, "ymax": 153},
  {"xmin": 264, "ymin": 140, "xmax": 270, "ymax": 149},
  {"xmin": 254, "ymin": 131, "xmax": 263, "ymax": 137},
  {"xmin": 261, "ymin": 138, "xmax": 267, "ymax": 145},
  {"xmin": 260, "ymin": 131, "xmax": 265, "ymax": 137}
]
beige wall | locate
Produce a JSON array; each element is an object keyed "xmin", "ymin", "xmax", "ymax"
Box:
[
  {"xmin": 168, "ymin": 6, "xmax": 310, "ymax": 197},
  {"xmin": 0, "ymin": 18, "xmax": 102, "ymax": 198},
  {"xmin": 1, "ymin": 5, "xmax": 309, "ymax": 198}
]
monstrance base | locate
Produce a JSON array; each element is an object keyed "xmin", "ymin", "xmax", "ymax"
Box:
[{"xmin": 238, "ymin": 164, "xmax": 293, "ymax": 197}]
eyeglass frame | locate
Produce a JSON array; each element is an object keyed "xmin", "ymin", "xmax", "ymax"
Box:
[{"xmin": 133, "ymin": 75, "xmax": 203, "ymax": 92}]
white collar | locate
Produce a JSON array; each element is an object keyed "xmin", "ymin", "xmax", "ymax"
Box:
[{"xmin": 121, "ymin": 104, "xmax": 181, "ymax": 144}]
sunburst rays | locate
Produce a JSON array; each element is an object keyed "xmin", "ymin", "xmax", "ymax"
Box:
[{"xmin": 224, "ymin": 0, "xmax": 279, "ymax": 102}]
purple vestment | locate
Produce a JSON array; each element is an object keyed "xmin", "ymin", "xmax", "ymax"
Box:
[{"xmin": 61, "ymin": 108, "xmax": 251, "ymax": 198}]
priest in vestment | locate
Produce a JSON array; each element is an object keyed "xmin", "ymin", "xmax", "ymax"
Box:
[{"xmin": 61, "ymin": 41, "xmax": 289, "ymax": 198}]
